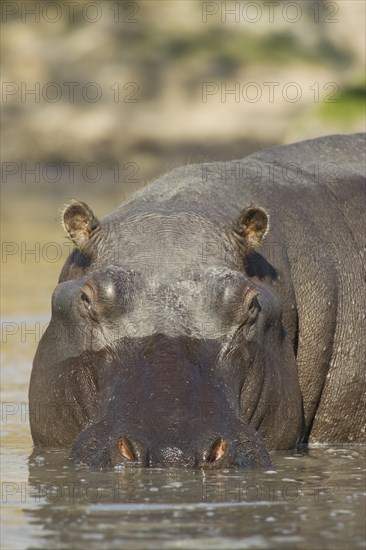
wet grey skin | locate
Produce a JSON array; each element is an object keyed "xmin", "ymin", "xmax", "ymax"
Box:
[{"xmin": 29, "ymin": 134, "xmax": 366, "ymax": 468}]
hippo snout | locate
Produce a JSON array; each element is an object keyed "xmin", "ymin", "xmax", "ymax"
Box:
[
  {"xmin": 110, "ymin": 435, "xmax": 236, "ymax": 468},
  {"xmin": 70, "ymin": 427, "xmax": 271, "ymax": 469}
]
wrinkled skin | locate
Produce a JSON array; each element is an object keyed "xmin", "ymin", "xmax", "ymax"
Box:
[{"xmin": 29, "ymin": 134, "xmax": 366, "ymax": 468}]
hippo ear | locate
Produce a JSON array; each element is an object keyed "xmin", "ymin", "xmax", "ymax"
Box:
[
  {"xmin": 232, "ymin": 206, "xmax": 269, "ymax": 252},
  {"xmin": 62, "ymin": 200, "xmax": 100, "ymax": 248}
]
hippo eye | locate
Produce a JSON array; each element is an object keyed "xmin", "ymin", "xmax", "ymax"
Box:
[
  {"xmin": 244, "ymin": 286, "xmax": 258, "ymax": 310},
  {"xmin": 80, "ymin": 289, "xmax": 92, "ymax": 311},
  {"xmin": 247, "ymin": 301, "xmax": 260, "ymax": 322},
  {"xmin": 243, "ymin": 287, "xmax": 260, "ymax": 324}
]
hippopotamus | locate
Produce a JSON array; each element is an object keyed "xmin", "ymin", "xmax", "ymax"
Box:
[{"xmin": 29, "ymin": 134, "xmax": 366, "ymax": 468}]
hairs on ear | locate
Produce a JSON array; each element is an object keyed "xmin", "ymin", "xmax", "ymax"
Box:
[
  {"xmin": 62, "ymin": 200, "xmax": 100, "ymax": 248},
  {"xmin": 233, "ymin": 206, "xmax": 269, "ymax": 252}
]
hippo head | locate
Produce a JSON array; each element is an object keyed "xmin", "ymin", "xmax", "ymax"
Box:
[{"xmin": 31, "ymin": 200, "xmax": 303, "ymax": 468}]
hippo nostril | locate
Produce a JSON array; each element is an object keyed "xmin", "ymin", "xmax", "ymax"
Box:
[
  {"xmin": 206, "ymin": 438, "xmax": 228, "ymax": 463},
  {"xmin": 117, "ymin": 436, "xmax": 136, "ymax": 461}
]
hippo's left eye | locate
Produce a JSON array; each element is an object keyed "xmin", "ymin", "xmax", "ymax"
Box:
[
  {"xmin": 242, "ymin": 287, "xmax": 260, "ymax": 324},
  {"xmin": 247, "ymin": 300, "xmax": 260, "ymax": 324},
  {"xmin": 238, "ymin": 288, "xmax": 261, "ymax": 342}
]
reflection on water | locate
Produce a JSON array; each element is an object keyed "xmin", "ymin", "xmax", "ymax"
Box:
[{"xmin": 23, "ymin": 446, "xmax": 365, "ymax": 550}]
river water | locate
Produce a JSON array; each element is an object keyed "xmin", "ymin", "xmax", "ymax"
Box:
[{"xmin": 1, "ymin": 193, "xmax": 365, "ymax": 549}]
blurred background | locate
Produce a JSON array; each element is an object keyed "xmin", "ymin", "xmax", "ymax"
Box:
[{"xmin": 1, "ymin": 0, "xmax": 365, "ymax": 320}]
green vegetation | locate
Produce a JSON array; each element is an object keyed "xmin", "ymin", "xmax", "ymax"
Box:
[
  {"xmin": 319, "ymin": 83, "xmax": 366, "ymax": 122},
  {"xmin": 133, "ymin": 27, "xmax": 353, "ymax": 71}
]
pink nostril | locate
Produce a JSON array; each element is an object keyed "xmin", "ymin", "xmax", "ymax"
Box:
[
  {"xmin": 117, "ymin": 436, "xmax": 135, "ymax": 461},
  {"xmin": 206, "ymin": 438, "xmax": 228, "ymax": 463}
]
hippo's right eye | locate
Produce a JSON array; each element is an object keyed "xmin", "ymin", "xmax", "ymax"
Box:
[
  {"xmin": 81, "ymin": 291, "xmax": 92, "ymax": 310},
  {"xmin": 79, "ymin": 282, "xmax": 102, "ymax": 320}
]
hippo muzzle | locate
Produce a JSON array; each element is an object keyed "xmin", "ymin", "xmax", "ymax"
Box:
[{"xmin": 68, "ymin": 333, "xmax": 272, "ymax": 469}]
